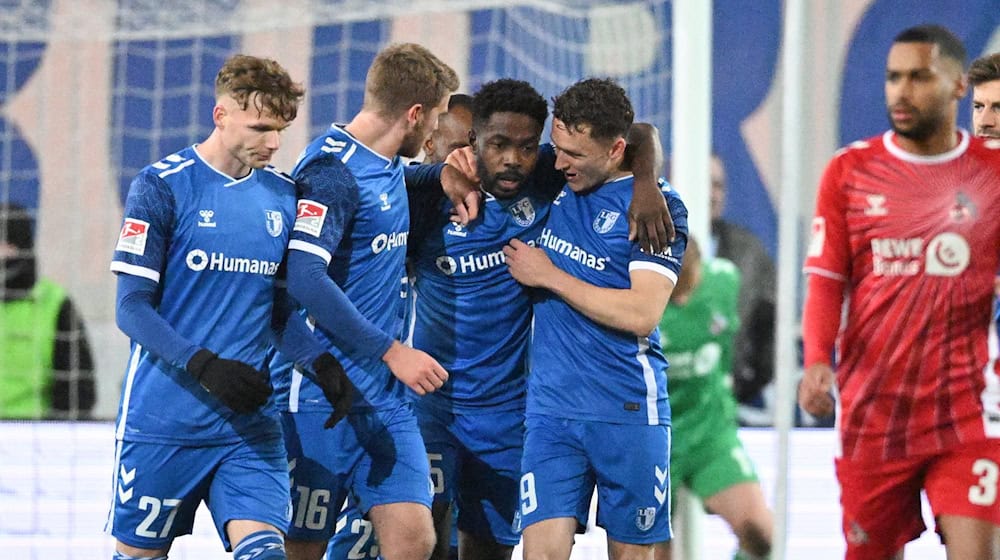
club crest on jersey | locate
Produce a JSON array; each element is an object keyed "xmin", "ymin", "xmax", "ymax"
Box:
[
  {"xmin": 635, "ymin": 507, "xmax": 656, "ymax": 531},
  {"xmin": 949, "ymin": 192, "xmax": 977, "ymax": 222},
  {"xmin": 116, "ymin": 218, "xmax": 149, "ymax": 256},
  {"xmin": 510, "ymin": 197, "xmax": 536, "ymax": 226},
  {"xmin": 265, "ymin": 210, "xmax": 283, "ymax": 237},
  {"xmin": 593, "ymin": 210, "xmax": 620, "ymax": 234},
  {"xmin": 380, "ymin": 192, "xmax": 392, "ymax": 211},
  {"xmin": 293, "ymin": 200, "xmax": 328, "ymax": 237}
]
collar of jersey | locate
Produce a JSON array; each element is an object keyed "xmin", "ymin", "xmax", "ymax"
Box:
[
  {"xmin": 882, "ymin": 129, "xmax": 969, "ymax": 164},
  {"xmin": 330, "ymin": 124, "xmax": 400, "ymax": 170},
  {"xmin": 605, "ymin": 173, "xmax": 634, "ymax": 185},
  {"xmin": 190, "ymin": 143, "xmax": 258, "ymax": 186}
]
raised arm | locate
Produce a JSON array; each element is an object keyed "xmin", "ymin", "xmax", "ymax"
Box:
[{"xmin": 625, "ymin": 122, "xmax": 674, "ymax": 253}]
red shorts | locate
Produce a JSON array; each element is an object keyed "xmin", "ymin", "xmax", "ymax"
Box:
[{"xmin": 835, "ymin": 439, "xmax": 1000, "ymax": 559}]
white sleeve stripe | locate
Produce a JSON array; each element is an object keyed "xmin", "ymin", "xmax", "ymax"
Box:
[
  {"xmin": 802, "ymin": 267, "xmax": 847, "ymax": 282},
  {"xmin": 110, "ymin": 262, "xmax": 161, "ymax": 283},
  {"xmin": 289, "ymin": 239, "xmax": 333, "ymax": 265},
  {"xmin": 629, "ymin": 261, "xmax": 678, "ymax": 284},
  {"xmin": 157, "ymin": 159, "xmax": 195, "ymax": 178}
]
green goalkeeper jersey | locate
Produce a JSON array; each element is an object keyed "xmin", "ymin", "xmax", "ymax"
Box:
[{"xmin": 659, "ymin": 258, "xmax": 741, "ymax": 437}]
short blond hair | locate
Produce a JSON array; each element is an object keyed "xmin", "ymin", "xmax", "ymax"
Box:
[
  {"xmin": 215, "ymin": 54, "xmax": 305, "ymax": 122},
  {"xmin": 364, "ymin": 43, "xmax": 459, "ymax": 117}
]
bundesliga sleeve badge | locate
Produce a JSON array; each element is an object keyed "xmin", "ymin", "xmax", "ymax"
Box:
[
  {"xmin": 116, "ymin": 218, "xmax": 150, "ymax": 256},
  {"xmin": 293, "ymin": 200, "xmax": 328, "ymax": 237}
]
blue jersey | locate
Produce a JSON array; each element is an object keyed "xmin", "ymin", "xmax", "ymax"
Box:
[
  {"xmin": 274, "ymin": 125, "xmax": 410, "ymax": 412},
  {"xmin": 110, "ymin": 146, "xmax": 296, "ymax": 444},
  {"xmin": 528, "ymin": 177, "xmax": 688, "ymax": 425},
  {"xmin": 407, "ymin": 147, "xmax": 562, "ymax": 411}
]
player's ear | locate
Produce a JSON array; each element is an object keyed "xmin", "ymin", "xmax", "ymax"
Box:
[
  {"xmin": 609, "ymin": 136, "xmax": 627, "ymax": 161},
  {"xmin": 406, "ymin": 104, "xmax": 423, "ymax": 130},
  {"xmin": 423, "ymin": 134, "xmax": 435, "ymax": 155},
  {"xmin": 954, "ymin": 71, "xmax": 968, "ymax": 101},
  {"xmin": 212, "ymin": 103, "xmax": 227, "ymax": 128}
]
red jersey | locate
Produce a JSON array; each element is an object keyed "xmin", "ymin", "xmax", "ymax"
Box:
[{"xmin": 805, "ymin": 130, "xmax": 1000, "ymax": 461}]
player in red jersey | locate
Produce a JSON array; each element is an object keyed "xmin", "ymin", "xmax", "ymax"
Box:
[{"xmin": 799, "ymin": 24, "xmax": 1000, "ymax": 560}]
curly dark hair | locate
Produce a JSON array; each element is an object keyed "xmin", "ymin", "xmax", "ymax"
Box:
[
  {"xmin": 552, "ymin": 78, "xmax": 633, "ymax": 141},
  {"xmin": 471, "ymin": 79, "xmax": 548, "ymax": 130}
]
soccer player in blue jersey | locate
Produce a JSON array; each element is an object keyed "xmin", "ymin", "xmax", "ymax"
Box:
[
  {"xmin": 405, "ymin": 78, "xmax": 667, "ymax": 560},
  {"xmin": 408, "ymin": 79, "xmax": 557, "ymax": 560},
  {"xmin": 273, "ymin": 43, "xmax": 459, "ymax": 560},
  {"xmin": 503, "ymin": 78, "xmax": 688, "ymax": 560},
  {"xmin": 325, "ymin": 91, "xmax": 473, "ymax": 560},
  {"xmin": 106, "ymin": 55, "xmax": 305, "ymax": 560}
]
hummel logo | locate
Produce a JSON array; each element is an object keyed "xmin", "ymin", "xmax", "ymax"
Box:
[
  {"xmin": 654, "ymin": 465, "xmax": 668, "ymax": 505},
  {"xmin": 654, "ymin": 465, "xmax": 668, "ymax": 485},
  {"xmin": 118, "ymin": 465, "xmax": 136, "ymax": 503},
  {"xmin": 198, "ymin": 209, "xmax": 217, "ymax": 227},
  {"xmin": 864, "ymin": 194, "xmax": 887, "ymax": 217}
]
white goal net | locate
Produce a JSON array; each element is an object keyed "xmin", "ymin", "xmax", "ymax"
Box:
[{"xmin": 0, "ymin": 0, "xmax": 670, "ymax": 557}]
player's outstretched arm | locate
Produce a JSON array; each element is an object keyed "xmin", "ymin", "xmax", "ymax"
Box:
[
  {"xmin": 286, "ymin": 250, "xmax": 396, "ymax": 362},
  {"xmin": 381, "ymin": 340, "xmax": 449, "ymax": 395},
  {"xmin": 442, "ymin": 147, "xmax": 482, "ymax": 224},
  {"xmin": 625, "ymin": 123, "xmax": 674, "ymax": 253},
  {"xmin": 503, "ymin": 239, "xmax": 673, "ymax": 336}
]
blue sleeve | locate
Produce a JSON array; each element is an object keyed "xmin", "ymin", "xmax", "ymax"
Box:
[
  {"xmin": 286, "ymin": 243, "xmax": 395, "ymax": 363},
  {"xmin": 536, "ymin": 144, "xmax": 567, "ymax": 200},
  {"xmin": 404, "ymin": 162, "xmax": 445, "ymax": 190},
  {"xmin": 288, "ymin": 155, "xmax": 359, "ymax": 261},
  {"xmin": 115, "ymin": 273, "xmax": 200, "ymax": 369},
  {"xmin": 405, "ymin": 162, "xmax": 446, "ymax": 252},
  {"xmin": 270, "ymin": 277, "xmax": 329, "ymax": 368},
  {"xmin": 272, "ymin": 307, "xmax": 330, "ymax": 374},
  {"xmin": 629, "ymin": 181, "xmax": 689, "ymax": 278},
  {"xmin": 111, "ymin": 172, "xmax": 175, "ymax": 281}
]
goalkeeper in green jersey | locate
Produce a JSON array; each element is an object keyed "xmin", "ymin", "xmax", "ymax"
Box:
[{"xmin": 654, "ymin": 237, "xmax": 773, "ymax": 560}]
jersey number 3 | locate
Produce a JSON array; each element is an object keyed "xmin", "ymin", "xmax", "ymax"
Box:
[{"xmin": 968, "ymin": 458, "xmax": 999, "ymax": 506}]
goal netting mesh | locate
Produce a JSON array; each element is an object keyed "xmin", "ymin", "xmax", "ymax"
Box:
[{"xmin": 0, "ymin": 0, "xmax": 670, "ymax": 557}]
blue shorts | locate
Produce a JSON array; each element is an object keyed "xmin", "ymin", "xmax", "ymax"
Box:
[
  {"xmin": 417, "ymin": 403, "xmax": 524, "ymax": 545},
  {"xmin": 281, "ymin": 403, "xmax": 433, "ymax": 541},
  {"xmin": 518, "ymin": 415, "xmax": 672, "ymax": 544},
  {"xmin": 327, "ymin": 499, "xmax": 380, "ymax": 560},
  {"xmin": 105, "ymin": 433, "xmax": 290, "ymax": 550}
]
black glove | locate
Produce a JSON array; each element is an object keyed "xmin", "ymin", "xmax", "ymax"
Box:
[
  {"xmin": 186, "ymin": 349, "xmax": 272, "ymax": 413},
  {"xmin": 313, "ymin": 353, "xmax": 354, "ymax": 429}
]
